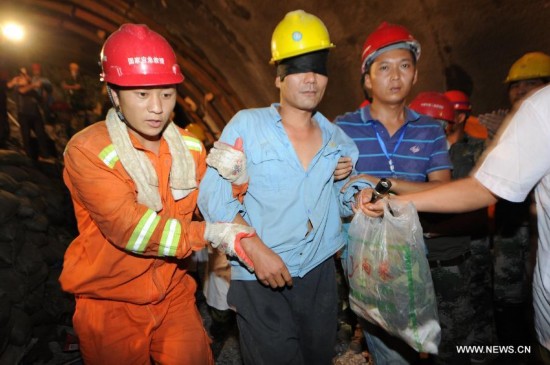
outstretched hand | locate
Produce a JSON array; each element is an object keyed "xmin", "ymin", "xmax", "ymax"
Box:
[{"xmin": 478, "ymin": 109, "xmax": 508, "ymax": 139}]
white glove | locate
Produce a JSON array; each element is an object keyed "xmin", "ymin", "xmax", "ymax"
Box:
[
  {"xmin": 204, "ymin": 222, "xmax": 256, "ymax": 271},
  {"xmin": 206, "ymin": 137, "xmax": 248, "ymax": 185}
]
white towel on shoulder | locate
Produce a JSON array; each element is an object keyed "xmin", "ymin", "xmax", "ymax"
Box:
[{"xmin": 105, "ymin": 108, "xmax": 197, "ymax": 211}]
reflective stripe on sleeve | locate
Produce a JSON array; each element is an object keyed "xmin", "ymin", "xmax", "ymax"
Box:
[
  {"xmin": 99, "ymin": 145, "xmax": 119, "ymax": 169},
  {"xmin": 159, "ymin": 219, "xmax": 181, "ymax": 256},
  {"xmin": 182, "ymin": 136, "xmax": 202, "ymax": 152},
  {"xmin": 126, "ymin": 209, "xmax": 161, "ymax": 253}
]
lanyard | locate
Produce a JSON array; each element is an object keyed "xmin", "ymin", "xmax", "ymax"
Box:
[{"xmin": 372, "ymin": 123, "xmax": 408, "ymax": 176}]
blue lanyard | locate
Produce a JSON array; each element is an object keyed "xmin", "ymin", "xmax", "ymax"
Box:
[{"xmin": 372, "ymin": 123, "xmax": 408, "ymax": 176}]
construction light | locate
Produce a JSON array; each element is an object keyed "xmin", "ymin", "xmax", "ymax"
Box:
[{"xmin": 2, "ymin": 22, "xmax": 25, "ymax": 42}]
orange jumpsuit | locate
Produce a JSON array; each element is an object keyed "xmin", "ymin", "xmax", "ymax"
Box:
[{"xmin": 60, "ymin": 121, "xmax": 214, "ymax": 365}]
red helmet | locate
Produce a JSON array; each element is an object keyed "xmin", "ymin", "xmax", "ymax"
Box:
[
  {"xmin": 361, "ymin": 22, "xmax": 421, "ymax": 73},
  {"xmin": 100, "ymin": 24, "xmax": 184, "ymax": 87},
  {"xmin": 409, "ymin": 92, "xmax": 454, "ymax": 123},
  {"xmin": 444, "ymin": 90, "xmax": 472, "ymax": 112},
  {"xmin": 31, "ymin": 63, "xmax": 41, "ymax": 74}
]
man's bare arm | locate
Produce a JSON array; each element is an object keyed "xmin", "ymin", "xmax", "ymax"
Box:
[
  {"xmin": 233, "ymin": 214, "xmax": 293, "ymax": 288},
  {"xmin": 388, "ymin": 169, "xmax": 452, "ymax": 195}
]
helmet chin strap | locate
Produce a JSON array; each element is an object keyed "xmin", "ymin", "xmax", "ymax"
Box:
[{"xmin": 106, "ymin": 85, "xmax": 126, "ymax": 122}]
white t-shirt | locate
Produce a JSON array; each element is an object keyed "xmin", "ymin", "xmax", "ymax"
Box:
[{"xmin": 475, "ymin": 85, "xmax": 550, "ymax": 349}]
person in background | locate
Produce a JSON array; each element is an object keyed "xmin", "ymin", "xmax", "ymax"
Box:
[
  {"xmin": 480, "ymin": 52, "xmax": 550, "ymax": 358},
  {"xmin": 186, "ymin": 119, "xmax": 237, "ymax": 343},
  {"xmin": 30, "ymin": 63, "xmax": 55, "ymax": 124},
  {"xmin": 357, "ymin": 84, "xmax": 550, "ymax": 365},
  {"xmin": 443, "ymin": 90, "xmax": 497, "ymax": 364},
  {"xmin": 335, "ymin": 22, "xmax": 452, "ymax": 364},
  {"xmin": 0, "ymin": 69, "xmax": 10, "ymax": 148},
  {"xmin": 199, "ymin": 10, "xmax": 359, "ymax": 365},
  {"xmin": 61, "ymin": 62, "xmax": 91, "ymax": 134},
  {"xmin": 409, "ymin": 91, "xmax": 485, "ymax": 364},
  {"xmin": 59, "ymin": 23, "xmax": 255, "ymax": 365},
  {"xmin": 479, "ymin": 51, "xmax": 550, "ymax": 139},
  {"xmin": 7, "ymin": 67, "xmax": 55, "ymax": 162}
]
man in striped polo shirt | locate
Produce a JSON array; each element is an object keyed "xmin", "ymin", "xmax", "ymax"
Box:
[{"xmin": 335, "ymin": 22, "xmax": 452, "ymax": 364}]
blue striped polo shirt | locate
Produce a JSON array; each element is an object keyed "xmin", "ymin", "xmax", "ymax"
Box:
[{"xmin": 335, "ymin": 105, "xmax": 452, "ymax": 181}]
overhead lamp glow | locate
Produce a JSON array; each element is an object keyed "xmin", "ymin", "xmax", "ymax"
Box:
[{"xmin": 2, "ymin": 22, "xmax": 25, "ymax": 42}]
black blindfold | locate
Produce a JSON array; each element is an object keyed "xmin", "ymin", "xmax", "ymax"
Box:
[{"xmin": 277, "ymin": 50, "xmax": 329, "ymax": 80}]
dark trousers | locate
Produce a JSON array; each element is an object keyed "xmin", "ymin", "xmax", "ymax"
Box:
[
  {"xmin": 18, "ymin": 112, "xmax": 52, "ymax": 159},
  {"xmin": 228, "ymin": 258, "xmax": 338, "ymax": 365}
]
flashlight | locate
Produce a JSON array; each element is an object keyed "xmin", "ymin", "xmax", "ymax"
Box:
[{"xmin": 369, "ymin": 178, "xmax": 392, "ymax": 203}]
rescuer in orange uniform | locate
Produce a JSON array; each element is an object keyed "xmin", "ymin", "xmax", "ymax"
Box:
[{"xmin": 59, "ymin": 24, "xmax": 255, "ymax": 365}]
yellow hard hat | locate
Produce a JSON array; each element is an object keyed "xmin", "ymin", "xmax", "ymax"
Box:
[
  {"xmin": 185, "ymin": 122, "xmax": 206, "ymax": 142},
  {"xmin": 270, "ymin": 10, "xmax": 335, "ymax": 64},
  {"xmin": 504, "ymin": 52, "xmax": 550, "ymax": 83}
]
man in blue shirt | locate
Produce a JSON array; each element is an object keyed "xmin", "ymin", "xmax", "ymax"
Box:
[
  {"xmin": 335, "ymin": 22, "xmax": 452, "ymax": 364},
  {"xmin": 198, "ymin": 10, "xmax": 358, "ymax": 365}
]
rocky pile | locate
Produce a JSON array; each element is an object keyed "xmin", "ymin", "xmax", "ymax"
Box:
[{"xmin": 0, "ymin": 150, "xmax": 78, "ymax": 364}]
